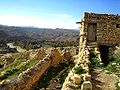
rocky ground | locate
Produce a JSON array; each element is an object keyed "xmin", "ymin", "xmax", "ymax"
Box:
[
  {"xmin": 91, "ymin": 67, "xmax": 119, "ymax": 90},
  {"xmin": 47, "ymin": 68, "xmax": 68, "ymax": 90},
  {"xmin": 33, "ymin": 64, "xmax": 72, "ymax": 90}
]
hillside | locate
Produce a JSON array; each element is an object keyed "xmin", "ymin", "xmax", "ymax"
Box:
[{"xmin": 0, "ymin": 25, "xmax": 79, "ymax": 42}]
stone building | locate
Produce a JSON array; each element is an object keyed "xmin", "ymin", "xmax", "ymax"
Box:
[{"xmin": 77, "ymin": 12, "xmax": 120, "ymax": 65}]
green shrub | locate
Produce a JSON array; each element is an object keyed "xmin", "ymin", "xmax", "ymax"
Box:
[
  {"xmin": 74, "ymin": 66, "xmax": 86, "ymax": 75},
  {"xmin": 104, "ymin": 47, "xmax": 120, "ymax": 77},
  {"xmin": 0, "ymin": 57, "xmax": 38, "ymax": 81},
  {"xmin": 89, "ymin": 50, "xmax": 102, "ymax": 68},
  {"xmin": 115, "ymin": 81, "xmax": 120, "ymax": 90}
]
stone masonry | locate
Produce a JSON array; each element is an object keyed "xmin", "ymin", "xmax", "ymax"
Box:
[
  {"xmin": 62, "ymin": 12, "xmax": 120, "ymax": 90},
  {"xmin": 79, "ymin": 12, "xmax": 120, "ymax": 65},
  {"xmin": 80, "ymin": 12, "xmax": 120, "ymax": 46}
]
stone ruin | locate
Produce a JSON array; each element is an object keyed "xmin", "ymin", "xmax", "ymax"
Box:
[
  {"xmin": 77, "ymin": 12, "xmax": 120, "ymax": 65},
  {"xmin": 61, "ymin": 12, "xmax": 120, "ymax": 90},
  {"xmin": 79, "ymin": 12, "xmax": 120, "ymax": 45},
  {"xmin": 0, "ymin": 47, "xmax": 78, "ymax": 90},
  {"xmin": 0, "ymin": 12, "xmax": 120, "ymax": 90}
]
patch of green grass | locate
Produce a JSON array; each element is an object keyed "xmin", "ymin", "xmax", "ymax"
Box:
[
  {"xmin": 104, "ymin": 48, "xmax": 120, "ymax": 77},
  {"xmin": 73, "ymin": 66, "xmax": 86, "ymax": 75},
  {"xmin": 89, "ymin": 51, "xmax": 102, "ymax": 69},
  {"xmin": 115, "ymin": 81, "xmax": 120, "ymax": 90},
  {"xmin": 103, "ymin": 48, "xmax": 120, "ymax": 89},
  {"xmin": 0, "ymin": 53, "xmax": 38, "ymax": 81},
  {"xmin": 0, "ymin": 53, "xmax": 28, "ymax": 71},
  {"xmin": 90, "ymin": 57, "xmax": 101, "ymax": 67}
]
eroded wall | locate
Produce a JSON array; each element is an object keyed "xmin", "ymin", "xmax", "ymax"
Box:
[{"xmin": 0, "ymin": 47, "xmax": 77, "ymax": 90}]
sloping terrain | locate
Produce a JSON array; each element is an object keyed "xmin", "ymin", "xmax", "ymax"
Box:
[
  {"xmin": 0, "ymin": 47, "xmax": 78, "ymax": 90},
  {"xmin": 0, "ymin": 25, "xmax": 79, "ymax": 42},
  {"xmin": 91, "ymin": 68, "xmax": 119, "ymax": 90}
]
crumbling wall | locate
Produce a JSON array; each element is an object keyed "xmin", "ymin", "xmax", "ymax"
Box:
[
  {"xmin": 0, "ymin": 48, "xmax": 73, "ymax": 90},
  {"xmin": 62, "ymin": 12, "xmax": 120, "ymax": 90},
  {"xmin": 61, "ymin": 36, "xmax": 92, "ymax": 90}
]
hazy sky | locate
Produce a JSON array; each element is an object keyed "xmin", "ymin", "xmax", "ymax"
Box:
[{"xmin": 0, "ymin": 0, "xmax": 119, "ymax": 29}]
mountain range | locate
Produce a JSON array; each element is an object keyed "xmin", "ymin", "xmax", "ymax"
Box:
[{"xmin": 0, "ymin": 25, "xmax": 79, "ymax": 42}]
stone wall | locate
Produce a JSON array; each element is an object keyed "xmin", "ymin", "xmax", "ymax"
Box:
[
  {"xmin": 62, "ymin": 12, "xmax": 120, "ymax": 90},
  {"xmin": 83, "ymin": 12, "xmax": 120, "ymax": 46},
  {"xmin": 78, "ymin": 12, "xmax": 120, "ymax": 65},
  {"xmin": 61, "ymin": 36, "xmax": 92, "ymax": 90}
]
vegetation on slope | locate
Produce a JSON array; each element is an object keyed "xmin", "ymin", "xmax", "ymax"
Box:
[
  {"xmin": 13, "ymin": 40, "xmax": 79, "ymax": 50},
  {"xmin": 0, "ymin": 25, "xmax": 79, "ymax": 42},
  {"xmin": 0, "ymin": 53, "xmax": 38, "ymax": 81},
  {"xmin": 104, "ymin": 47, "xmax": 120, "ymax": 90},
  {"xmin": 89, "ymin": 47, "xmax": 120, "ymax": 90},
  {"xmin": 0, "ymin": 41, "xmax": 17, "ymax": 53},
  {"xmin": 104, "ymin": 48, "xmax": 120, "ymax": 76},
  {"xmin": 89, "ymin": 50, "xmax": 102, "ymax": 69},
  {"xmin": 73, "ymin": 65, "xmax": 86, "ymax": 75},
  {"xmin": 0, "ymin": 25, "xmax": 79, "ymax": 50}
]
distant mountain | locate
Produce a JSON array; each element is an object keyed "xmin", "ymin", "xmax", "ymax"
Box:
[{"xmin": 0, "ymin": 25, "xmax": 79, "ymax": 42}]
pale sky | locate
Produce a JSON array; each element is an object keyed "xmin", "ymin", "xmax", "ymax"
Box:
[{"xmin": 0, "ymin": 0, "xmax": 119, "ymax": 29}]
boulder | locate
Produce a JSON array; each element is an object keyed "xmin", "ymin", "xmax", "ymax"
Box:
[
  {"xmin": 50, "ymin": 48, "xmax": 62, "ymax": 67},
  {"xmin": 72, "ymin": 74, "xmax": 81, "ymax": 84}
]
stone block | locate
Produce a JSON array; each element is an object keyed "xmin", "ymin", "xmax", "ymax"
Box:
[
  {"xmin": 81, "ymin": 81, "xmax": 92, "ymax": 90},
  {"xmin": 71, "ymin": 74, "xmax": 81, "ymax": 84},
  {"xmin": 83, "ymin": 74, "xmax": 91, "ymax": 82}
]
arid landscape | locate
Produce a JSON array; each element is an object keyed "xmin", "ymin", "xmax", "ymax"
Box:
[{"xmin": 0, "ymin": 0, "xmax": 120, "ymax": 90}]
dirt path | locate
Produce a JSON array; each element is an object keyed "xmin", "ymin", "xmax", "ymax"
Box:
[{"xmin": 91, "ymin": 68, "xmax": 119, "ymax": 90}]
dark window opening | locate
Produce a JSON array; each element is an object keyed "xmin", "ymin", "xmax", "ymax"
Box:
[
  {"xmin": 99, "ymin": 45, "xmax": 110, "ymax": 66},
  {"xmin": 116, "ymin": 24, "xmax": 120, "ymax": 28}
]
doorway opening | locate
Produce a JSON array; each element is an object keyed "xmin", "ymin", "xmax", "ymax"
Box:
[
  {"xmin": 99, "ymin": 45, "xmax": 110, "ymax": 66},
  {"xmin": 87, "ymin": 23, "xmax": 97, "ymax": 42}
]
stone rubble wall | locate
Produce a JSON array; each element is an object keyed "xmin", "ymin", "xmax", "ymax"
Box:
[
  {"xmin": 61, "ymin": 12, "xmax": 120, "ymax": 90},
  {"xmin": 61, "ymin": 36, "xmax": 92, "ymax": 90},
  {"xmin": 0, "ymin": 47, "xmax": 74, "ymax": 90}
]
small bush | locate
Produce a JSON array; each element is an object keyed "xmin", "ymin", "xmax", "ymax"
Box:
[
  {"xmin": 104, "ymin": 48, "xmax": 120, "ymax": 76},
  {"xmin": 89, "ymin": 50, "xmax": 103, "ymax": 69},
  {"xmin": 74, "ymin": 66, "xmax": 86, "ymax": 75},
  {"xmin": 115, "ymin": 81, "xmax": 120, "ymax": 90},
  {"xmin": 0, "ymin": 57, "xmax": 38, "ymax": 81}
]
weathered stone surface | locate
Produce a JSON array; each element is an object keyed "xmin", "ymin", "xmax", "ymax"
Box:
[
  {"xmin": 62, "ymin": 12, "xmax": 120, "ymax": 90},
  {"xmin": 61, "ymin": 40, "xmax": 91, "ymax": 90},
  {"xmin": 28, "ymin": 49, "xmax": 46, "ymax": 60},
  {"xmin": 81, "ymin": 81, "xmax": 92, "ymax": 90},
  {"xmin": 83, "ymin": 12, "xmax": 120, "ymax": 46},
  {"xmin": 0, "ymin": 47, "xmax": 73, "ymax": 90},
  {"xmin": 50, "ymin": 48, "xmax": 62, "ymax": 67},
  {"xmin": 61, "ymin": 49, "xmax": 71, "ymax": 64},
  {"xmin": 83, "ymin": 74, "xmax": 91, "ymax": 82},
  {"xmin": 72, "ymin": 74, "xmax": 81, "ymax": 84}
]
